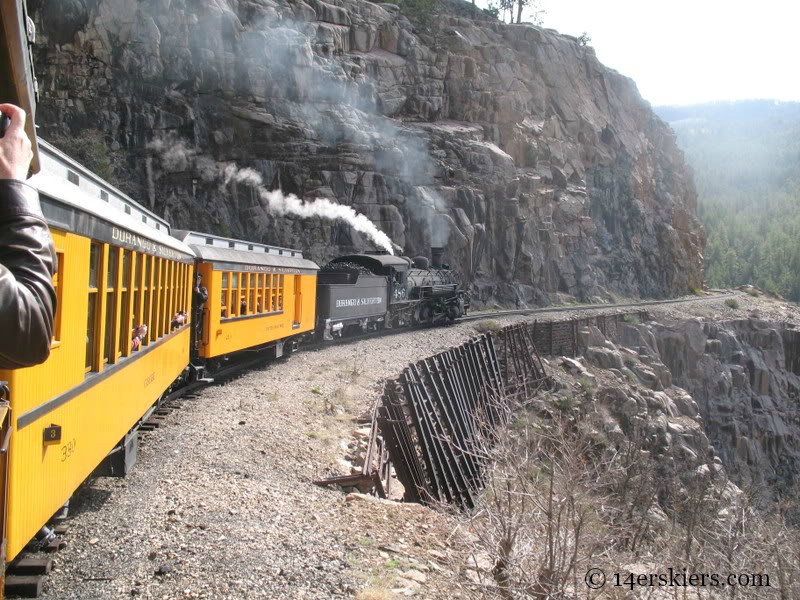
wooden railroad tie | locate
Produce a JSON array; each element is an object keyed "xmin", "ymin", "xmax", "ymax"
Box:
[{"xmin": 4, "ymin": 575, "xmax": 43, "ymax": 598}]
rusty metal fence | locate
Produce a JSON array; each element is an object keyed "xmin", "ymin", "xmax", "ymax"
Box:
[
  {"xmin": 375, "ymin": 324, "xmax": 550, "ymax": 508},
  {"xmin": 378, "ymin": 335, "xmax": 507, "ymax": 508},
  {"xmin": 317, "ymin": 311, "xmax": 648, "ymax": 507}
]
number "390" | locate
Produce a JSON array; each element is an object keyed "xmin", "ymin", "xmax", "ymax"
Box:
[{"xmin": 61, "ymin": 439, "xmax": 77, "ymax": 462}]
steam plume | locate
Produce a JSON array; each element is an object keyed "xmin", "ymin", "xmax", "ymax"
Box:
[
  {"xmin": 224, "ymin": 165, "xmax": 394, "ymax": 254},
  {"xmin": 148, "ymin": 137, "xmax": 395, "ymax": 254}
]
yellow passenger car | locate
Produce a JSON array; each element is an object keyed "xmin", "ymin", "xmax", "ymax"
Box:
[
  {"xmin": 0, "ymin": 141, "xmax": 196, "ymax": 563},
  {"xmin": 172, "ymin": 231, "xmax": 319, "ymax": 359}
]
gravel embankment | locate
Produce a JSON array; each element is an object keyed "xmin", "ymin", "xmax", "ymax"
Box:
[
  {"xmin": 39, "ymin": 315, "xmax": 534, "ymax": 599},
  {"xmin": 36, "ymin": 293, "xmax": 799, "ymax": 599}
]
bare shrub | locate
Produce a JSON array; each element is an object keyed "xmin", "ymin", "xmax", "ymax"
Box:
[
  {"xmin": 455, "ymin": 401, "xmax": 800, "ymax": 599},
  {"xmin": 459, "ymin": 413, "xmax": 611, "ymax": 598}
]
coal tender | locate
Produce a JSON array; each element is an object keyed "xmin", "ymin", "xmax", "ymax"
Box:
[{"xmin": 316, "ymin": 248, "xmax": 469, "ymax": 340}]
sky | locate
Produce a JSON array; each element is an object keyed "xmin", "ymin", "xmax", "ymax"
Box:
[{"xmin": 480, "ymin": 0, "xmax": 800, "ymax": 107}]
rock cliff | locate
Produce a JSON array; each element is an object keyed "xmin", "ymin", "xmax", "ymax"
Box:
[
  {"xmin": 580, "ymin": 315, "xmax": 800, "ymax": 496},
  {"xmin": 29, "ymin": 0, "xmax": 705, "ymax": 306}
]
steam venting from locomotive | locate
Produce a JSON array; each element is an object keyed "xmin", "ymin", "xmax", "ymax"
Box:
[
  {"xmin": 224, "ymin": 166, "xmax": 395, "ymax": 255},
  {"xmin": 147, "ymin": 137, "xmax": 394, "ymax": 255},
  {"xmin": 431, "ymin": 247, "xmax": 445, "ymax": 268}
]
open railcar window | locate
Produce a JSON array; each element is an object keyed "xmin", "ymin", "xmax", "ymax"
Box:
[
  {"xmin": 51, "ymin": 250, "xmax": 64, "ymax": 345},
  {"xmin": 84, "ymin": 243, "xmax": 190, "ymax": 375},
  {"xmin": 218, "ymin": 270, "xmax": 285, "ymax": 320},
  {"xmin": 85, "ymin": 244, "xmax": 100, "ymax": 372},
  {"xmin": 103, "ymin": 246, "xmax": 118, "ymax": 365}
]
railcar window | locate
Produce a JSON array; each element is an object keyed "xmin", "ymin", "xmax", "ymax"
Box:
[
  {"xmin": 221, "ymin": 271, "xmax": 229, "ymax": 318},
  {"xmin": 132, "ymin": 253, "xmax": 142, "ymax": 348},
  {"xmin": 256, "ymin": 274, "xmax": 264, "ymax": 313},
  {"xmin": 218, "ymin": 270, "xmax": 287, "ymax": 320},
  {"xmin": 143, "ymin": 255, "xmax": 153, "ymax": 345},
  {"xmin": 240, "ymin": 271, "xmax": 248, "ymax": 315},
  {"xmin": 86, "ymin": 243, "xmax": 100, "ymax": 372},
  {"xmin": 104, "ymin": 246, "xmax": 118, "ymax": 364},
  {"xmin": 234, "ymin": 272, "xmax": 241, "ymax": 316},
  {"xmin": 52, "ymin": 251, "xmax": 64, "ymax": 344},
  {"xmin": 249, "ymin": 274, "xmax": 256, "ymax": 315},
  {"xmin": 269, "ymin": 274, "xmax": 276, "ymax": 311},
  {"xmin": 162, "ymin": 260, "xmax": 171, "ymax": 336},
  {"xmin": 174, "ymin": 264, "xmax": 183, "ymax": 323},
  {"xmin": 266, "ymin": 275, "xmax": 272, "ymax": 311},
  {"xmin": 171, "ymin": 262, "xmax": 178, "ymax": 333},
  {"xmin": 160, "ymin": 258, "xmax": 168, "ymax": 338},
  {"xmin": 161, "ymin": 257, "xmax": 169, "ymax": 337},
  {"xmin": 118, "ymin": 250, "xmax": 132, "ymax": 357},
  {"xmin": 152, "ymin": 258, "xmax": 161, "ymax": 343}
]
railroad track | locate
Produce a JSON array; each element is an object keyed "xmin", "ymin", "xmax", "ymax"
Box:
[
  {"xmin": 171, "ymin": 290, "xmax": 739, "ymax": 396},
  {"xmin": 462, "ymin": 290, "xmax": 738, "ymax": 323},
  {"xmin": 150, "ymin": 290, "xmax": 739, "ymax": 413}
]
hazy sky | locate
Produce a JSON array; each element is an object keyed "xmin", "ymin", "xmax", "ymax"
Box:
[{"xmin": 484, "ymin": 0, "xmax": 800, "ymax": 107}]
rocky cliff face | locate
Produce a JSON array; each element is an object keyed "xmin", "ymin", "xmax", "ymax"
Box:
[
  {"xmin": 29, "ymin": 0, "xmax": 705, "ymax": 306},
  {"xmin": 582, "ymin": 316, "xmax": 800, "ymax": 496},
  {"xmin": 650, "ymin": 318, "xmax": 800, "ymax": 494}
]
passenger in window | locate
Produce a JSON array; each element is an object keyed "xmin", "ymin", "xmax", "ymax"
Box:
[
  {"xmin": 0, "ymin": 104, "xmax": 57, "ymax": 368},
  {"xmin": 171, "ymin": 310, "xmax": 187, "ymax": 329},
  {"xmin": 131, "ymin": 324, "xmax": 148, "ymax": 351},
  {"xmin": 240, "ymin": 297, "xmax": 247, "ymax": 315}
]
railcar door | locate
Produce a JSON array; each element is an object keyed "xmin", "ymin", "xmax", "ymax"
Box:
[{"xmin": 293, "ymin": 274, "xmax": 302, "ymax": 328}]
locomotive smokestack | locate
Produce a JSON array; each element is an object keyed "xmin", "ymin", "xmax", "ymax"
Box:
[{"xmin": 431, "ymin": 247, "xmax": 444, "ymax": 268}]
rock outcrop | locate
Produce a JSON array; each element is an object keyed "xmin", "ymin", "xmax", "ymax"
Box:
[
  {"xmin": 599, "ymin": 317, "xmax": 800, "ymax": 495},
  {"xmin": 30, "ymin": 0, "xmax": 705, "ymax": 306}
]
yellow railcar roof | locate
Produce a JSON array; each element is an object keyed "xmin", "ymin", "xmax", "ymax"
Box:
[
  {"xmin": 173, "ymin": 230, "xmax": 319, "ymax": 272},
  {"xmin": 29, "ymin": 143, "xmax": 194, "ymax": 259}
]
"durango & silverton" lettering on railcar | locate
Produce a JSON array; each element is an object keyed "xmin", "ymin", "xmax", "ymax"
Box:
[
  {"xmin": 335, "ymin": 297, "xmax": 383, "ymax": 308},
  {"xmin": 112, "ymin": 227, "xmax": 183, "ymax": 259}
]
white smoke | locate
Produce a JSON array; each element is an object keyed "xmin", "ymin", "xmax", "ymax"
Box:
[
  {"xmin": 224, "ymin": 164, "xmax": 395, "ymax": 254},
  {"xmin": 148, "ymin": 136, "xmax": 395, "ymax": 254}
]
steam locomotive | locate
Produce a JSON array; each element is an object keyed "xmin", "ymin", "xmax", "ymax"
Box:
[{"xmin": 317, "ymin": 250, "xmax": 469, "ymax": 341}]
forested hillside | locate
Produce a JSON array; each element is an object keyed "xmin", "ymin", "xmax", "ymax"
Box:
[{"xmin": 657, "ymin": 101, "xmax": 800, "ymax": 300}]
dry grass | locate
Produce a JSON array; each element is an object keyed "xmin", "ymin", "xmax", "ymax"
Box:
[{"xmin": 355, "ymin": 587, "xmax": 394, "ymax": 600}]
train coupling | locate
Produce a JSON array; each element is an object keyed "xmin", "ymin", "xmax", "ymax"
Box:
[{"xmin": 190, "ymin": 364, "xmax": 214, "ymax": 384}]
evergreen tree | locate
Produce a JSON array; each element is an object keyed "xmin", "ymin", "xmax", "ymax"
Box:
[{"xmin": 656, "ymin": 101, "xmax": 800, "ymax": 301}]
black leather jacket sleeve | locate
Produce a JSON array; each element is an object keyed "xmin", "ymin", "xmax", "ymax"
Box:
[{"xmin": 0, "ymin": 180, "xmax": 57, "ymax": 369}]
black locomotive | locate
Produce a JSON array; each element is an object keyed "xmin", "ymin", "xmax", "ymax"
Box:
[{"xmin": 316, "ymin": 247, "xmax": 470, "ymax": 340}]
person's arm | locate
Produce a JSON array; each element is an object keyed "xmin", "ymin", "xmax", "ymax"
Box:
[{"xmin": 0, "ymin": 104, "xmax": 57, "ymax": 369}]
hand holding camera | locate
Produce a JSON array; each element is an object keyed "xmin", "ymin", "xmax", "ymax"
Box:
[{"xmin": 0, "ymin": 104, "xmax": 33, "ymax": 180}]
